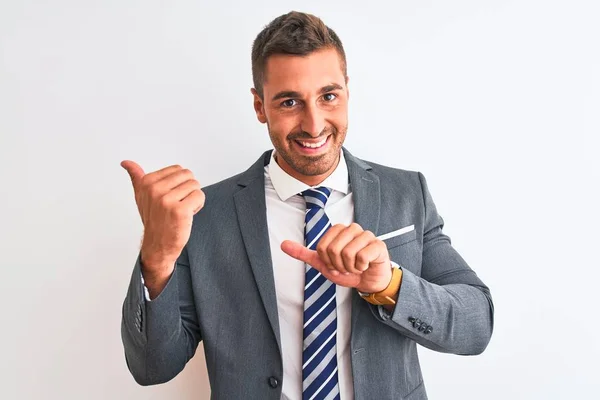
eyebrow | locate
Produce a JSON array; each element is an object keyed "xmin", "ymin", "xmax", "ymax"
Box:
[{"xmin": 271, "ymin": 83, "xmax": 344, "ymax": 102}]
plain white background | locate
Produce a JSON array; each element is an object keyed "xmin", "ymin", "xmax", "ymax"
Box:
[{"xmin": 1, "ymin": 0, "xmax": 598, "ymax": 399}]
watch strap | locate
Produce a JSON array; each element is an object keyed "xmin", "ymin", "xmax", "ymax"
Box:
[{"xmin": 359, "ymin": 266, "xmax": 402, "ymax": 305}]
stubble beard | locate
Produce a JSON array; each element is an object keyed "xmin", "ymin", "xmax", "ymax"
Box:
[{"xmin": 269, "ymin": 125, "xmax": 347, "ymax": 177}]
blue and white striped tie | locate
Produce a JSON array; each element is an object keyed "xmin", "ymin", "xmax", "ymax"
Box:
[{"xmin": 300, "ymin": 187, "xmax": 340, "ymax": 400}]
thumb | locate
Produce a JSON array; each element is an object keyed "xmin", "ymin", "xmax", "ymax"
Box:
[
  {"xmin": 120, "ymin": 160, "xmax": 145, "ymax": 188},
  {"xmin": 281, "ymin": 240, "xmax": 327, "ymax": 272}
]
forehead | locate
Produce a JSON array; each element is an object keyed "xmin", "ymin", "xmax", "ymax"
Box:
[{"xmin": 263, "ymin": 48, "xmax": 346, "ymax": 96}]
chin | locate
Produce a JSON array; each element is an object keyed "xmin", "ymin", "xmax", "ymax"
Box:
[{"xmin": 292, "ymin": 153, "xmax": 338, "ymax": 177}]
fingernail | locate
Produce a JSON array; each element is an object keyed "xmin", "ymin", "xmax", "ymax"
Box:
[
  {"xmin": 343, "ymin": 272, "xmax": 350, "ymax": 276},
  {"xmin": 331, "ymin": 270, "xmax": 339, "ymax": 276}
]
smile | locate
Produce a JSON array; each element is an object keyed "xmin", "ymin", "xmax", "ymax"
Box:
[{"xmin": 296, "ymin": 137, "xmax": 328, "ymax": 149}]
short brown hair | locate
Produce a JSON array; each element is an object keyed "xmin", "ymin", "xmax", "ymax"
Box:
[{"xmin": 251, "ymin": 11, "xmax": 347, "ymax": 99}]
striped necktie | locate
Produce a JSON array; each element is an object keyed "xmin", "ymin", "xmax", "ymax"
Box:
[{"xmin": 300, "ymin": 187, "xmax": 340, "ymax": 400}]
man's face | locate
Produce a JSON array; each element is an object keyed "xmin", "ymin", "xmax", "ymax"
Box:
[{"xmin": 252, "ymin": 48, "xmax": 349, "ymax": 184}]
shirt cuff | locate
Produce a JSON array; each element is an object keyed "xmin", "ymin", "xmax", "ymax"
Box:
[
  {"xmin": 140, "ymin": 274, "xmax": 151, "ymax": 301},
  {"xmin": 378, "ymin": 305, "xmax": 392, "ymax": 320}
]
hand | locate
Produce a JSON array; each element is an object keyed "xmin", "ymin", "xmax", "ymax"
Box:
[
  {"xmin": 281, "ymin": 223, "xmax": 393, "ymax": 294},
  {"xmin": 121, "ymin": 160, "xmax": 205, "ymax": 283}
]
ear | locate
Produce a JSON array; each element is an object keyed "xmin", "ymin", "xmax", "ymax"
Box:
[
  {"xmin": 250, "ymin": 88, "xmax": 267, "ymax": 124},
  {"xmin": 346, "ymin": 75, "xmax": 350, "ymax": 100}
]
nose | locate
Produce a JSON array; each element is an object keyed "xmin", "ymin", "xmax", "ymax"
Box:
[{"xmin": 300, "ymin": 104, "xmax": 326, "ymax": 137}]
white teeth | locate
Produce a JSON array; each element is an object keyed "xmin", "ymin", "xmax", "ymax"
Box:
[{"xmin": 298, "ymin": 138, "xmax": 327, "ymax": 148}]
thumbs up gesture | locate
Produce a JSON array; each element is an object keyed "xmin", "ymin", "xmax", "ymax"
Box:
[{"xmin": 121, "ymin": 161, "xmax": 205, "ymax": 297}]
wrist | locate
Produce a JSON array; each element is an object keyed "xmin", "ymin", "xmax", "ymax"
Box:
[
  {"xmin": 140, "ymin": 252, "xmax": 175, "ymax": 300},
  {"xmin": 359, "ymin": 263, "xmax": 402, "ymax": 306},
  {"xmin": 375, "ymin": 265, "xmax": 394, "ymax": 293},
  {"xmin": 140, "ymin": 268, "xmax": 173, "ymax": 300},
  {"xmin": 141, "ymin": 246, "xmax": 176, "ymax": 274}
]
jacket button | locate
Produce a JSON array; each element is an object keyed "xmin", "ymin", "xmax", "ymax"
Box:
[
  {"xmin": 408, "ymin": 317, "xmax": 416, "ymax": 323},
  {"xmin": 268, "ymin": 376, "xmax": 279, "ymax": 388},
  {"xmin": 418, "ymin": 324, "xmax": 426, "ymax": 331},
  {"xmin": 424, "ymin": 326, "xmax": 433, "ymax": 334}
]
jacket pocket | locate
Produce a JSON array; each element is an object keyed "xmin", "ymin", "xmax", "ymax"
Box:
[{"xmin": 382, "ymin": 228, "xmax": 417, "ymax": 249}]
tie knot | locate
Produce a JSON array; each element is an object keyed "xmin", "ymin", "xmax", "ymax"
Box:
[{"xmin": 300, "ymin": 187, "xmax": 332, "ymax": 210}]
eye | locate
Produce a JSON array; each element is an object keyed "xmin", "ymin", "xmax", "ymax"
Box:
[
  {"xmin": 322, "ymin": 93, "xmax": 337, "ymax": 102},
  {"xmin": 281, "ymin": 99, "xmax": 297, "ymax": 108}
]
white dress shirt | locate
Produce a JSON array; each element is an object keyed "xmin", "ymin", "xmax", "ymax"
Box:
[{"xmin": 265, "ymin": 150, "xmax": 354, "ymax": 400}]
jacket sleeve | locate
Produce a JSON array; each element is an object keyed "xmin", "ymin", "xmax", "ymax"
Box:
[
  {"xmin": 371, "ymin": 172, "xmax": 494, "ymax": 355},
  {"xmin": 120, "ymin": 246, "xmax": 202, "ymax": 385}
]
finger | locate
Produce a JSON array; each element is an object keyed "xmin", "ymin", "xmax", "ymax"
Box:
[
  {"xmin": 325, "ymin": 223, "xmax": 364, "ymax": 274},
  {"xmin": 281, "ymin": 240, "xmax": 328, "ymax": 272},
  {"xmin": 181, "ymin": 189, "xmax": 206, "ymax": 215},
  {"xmin": 120, "ymin": 160, "xmax": 146, "ymax": 189},
  {"xmin": 154, "ymin": 168, "xmax": 195, "ymax": 192},
  {"xmin": 281, "ymin": 240, "xmax": 364, "ymax": 288},
  {"xmin": 356, "ymin": 240, "xmax": 389, "ymax": 272},
  {"xmin": 165, "ymin": 179, "xmax": 202, "ymax": 202},
  {"xmin": 147, "ymin": 169, "xmax": 196, "ymax": 200},
  {"xmin": 341, "ymin": 230, "xmax": 376, "ymax": 274},
  {"xmin": 143, "ymin": 164, "xmax": 185, "ymax": 186},
  {"xmin": 315, "ymin": 224, "xmax": 346, "ymax": 271},
  {"xmin": 319, "ymin": 267, "xmax": 362, "ymax": 287}
]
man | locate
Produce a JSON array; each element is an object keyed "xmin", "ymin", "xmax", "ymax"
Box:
[{"xmin": 120, "ymin": 10, "xmax": 494, "ymax": 400}]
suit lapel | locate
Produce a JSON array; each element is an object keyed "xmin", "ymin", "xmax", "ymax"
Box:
[
  {"xmin": 233, "ymin": 150, "xmax": 282, "ymax": 354},
  {"xmin": 344, "ymin": 147, "xmax": 381, "ymax": 236},
  {"xmin": 343, "ymin": 148, "xmax": 382, "ymax": 336}
]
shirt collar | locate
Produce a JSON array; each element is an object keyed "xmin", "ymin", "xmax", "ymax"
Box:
[{"xmin": 268, "ymin": 149, "xmax": 350, "ymax": 202}]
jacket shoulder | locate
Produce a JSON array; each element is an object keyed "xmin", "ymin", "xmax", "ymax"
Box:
[
  {"xmin": 202, "ymin": 171, "xmax": 246, "ymax": 196},
  {"xmin": 360, "ymin": 157, "xmax": 422, "ymax": 184},
  {"xmin": 351, "ymin": 155, "xmax": 431, "ymax": 202}
]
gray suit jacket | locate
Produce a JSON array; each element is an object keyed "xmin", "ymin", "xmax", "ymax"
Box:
[{"xmin": 121, "ymin": 148, "xmax": 494, "ymax": 400}]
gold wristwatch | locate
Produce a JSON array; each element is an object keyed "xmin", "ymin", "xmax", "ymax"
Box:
[{"xmin": 358, "ymin": 265, "xmax": 402, "ymax": 305}]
